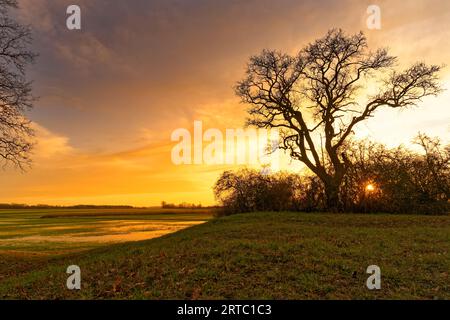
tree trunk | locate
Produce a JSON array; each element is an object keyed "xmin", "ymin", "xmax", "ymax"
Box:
[{"xmin": 324, "ymin": 179, "xmax": 342, "ymax": 212}]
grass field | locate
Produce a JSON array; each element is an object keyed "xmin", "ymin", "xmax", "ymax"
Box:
[
  {"xmin": 0, "ymin": 208, "xmax": 213, "ymax": 255},
  {"xmin": 0, "ymin": 211, "xmax": 448, "ymax": 300}
]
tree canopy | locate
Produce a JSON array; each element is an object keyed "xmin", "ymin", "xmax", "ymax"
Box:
[
  {"xmin": 236, "ymin": 29, "xmax": 443, "ymax": 210},
  {"xmin": 0, "ymin": 0, "xmax": 36, "ymax": 169}
]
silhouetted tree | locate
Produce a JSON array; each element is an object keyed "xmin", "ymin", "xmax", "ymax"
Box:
[
  {"xmin": 341, "ymin": 135, "xmax": 449, "ymax": 214},
  {"xmin": 214, "ymin": 169, "xmax": 324, "ymax": 215},
  {"xmin": 0, "ymin": 0, "xmax": 35, "ymax": 169},
  {"xmin": 214, "ymin": 136, "xmax": 449, "ymax": 215},
  {"xmin": 413, "ymin": 134, "xmax": 450, "ymax": 201},
  {"xmin": 236, "ymin": 29, "xmax": 443, "ymax": 211}
]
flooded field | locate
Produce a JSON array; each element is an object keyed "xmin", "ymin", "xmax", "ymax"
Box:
[{"xmin": 0, "ymin": 208, "xmax": 213, "ymax": 255}]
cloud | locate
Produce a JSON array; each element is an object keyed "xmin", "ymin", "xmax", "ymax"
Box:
[{"xmin": 31, "ymin": 123, "xmax": 75, "ymax": 160}]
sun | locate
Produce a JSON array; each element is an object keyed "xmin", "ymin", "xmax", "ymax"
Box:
[{"xmin": 365, "ymin": 183, "xmax": 375, "ymax": 192}]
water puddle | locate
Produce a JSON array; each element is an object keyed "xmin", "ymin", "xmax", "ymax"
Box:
[{"xmin": 0, "ymin": 220, "xmax": 205, "ymax": 245}]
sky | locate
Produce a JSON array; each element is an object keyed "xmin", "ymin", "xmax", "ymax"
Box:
[{"xmin": 0, "ymin": 0, "xmax": 449, "ymax": 206}]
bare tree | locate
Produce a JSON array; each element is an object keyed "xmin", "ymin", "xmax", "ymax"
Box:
[
  {"xmin": 236, "ymin": 29, "xmax": 443, "ymax": 210},
  {"xmin": 0, "ymin": 0, "xmax": 35, "ymax": 169},
  {"xmin": 413, "ymin": 133, "xmax": 450, "ymax": 201}
]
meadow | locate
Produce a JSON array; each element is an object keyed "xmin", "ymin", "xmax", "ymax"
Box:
[
  {"xmin": 0, "ymin": 208, "xmax": 212, "ymax": 256},
  {"xmin": 0, "ymin": 211, "xmax": 449, "ymax": 299}
]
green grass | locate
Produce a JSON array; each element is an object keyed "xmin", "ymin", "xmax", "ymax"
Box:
[{"xmin": 0, "ymin": 211, "xmax": 449, "ymax": 299}]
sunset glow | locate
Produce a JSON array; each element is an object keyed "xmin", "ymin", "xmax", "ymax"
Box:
[{"xmin": 1, "ymin": 0, "xmax": 449, "ymax": 207}]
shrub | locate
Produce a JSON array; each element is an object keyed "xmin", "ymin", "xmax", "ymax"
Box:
[{"xmin": 213, "ymin": 135, "xmax": 449, "ymax": 215}]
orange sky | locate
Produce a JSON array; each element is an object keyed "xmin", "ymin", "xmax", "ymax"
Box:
[{"xmin": 1, "ymin": 0, "xmax": 449, "ymax": 206}]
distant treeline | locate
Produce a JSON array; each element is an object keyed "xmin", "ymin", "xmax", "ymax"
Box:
[
  {"xmin": 161, "ymin": 201, "xmax": 213, "ymax": 209},
  {"xmin": 0, "ymin": 204, "xmax": 135, "ymax": 209},
  {"xmin": 0, "ymin": 203, "xmax": 219, "ymax": 210},
  {"xmin": 161, "ymin": 201, "xmax": 202, "ymax": 209}
]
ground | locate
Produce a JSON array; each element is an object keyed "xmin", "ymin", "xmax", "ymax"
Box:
[{"xmin": 0, "ymin": 211, "xmax": 449, "ymax": 299}]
